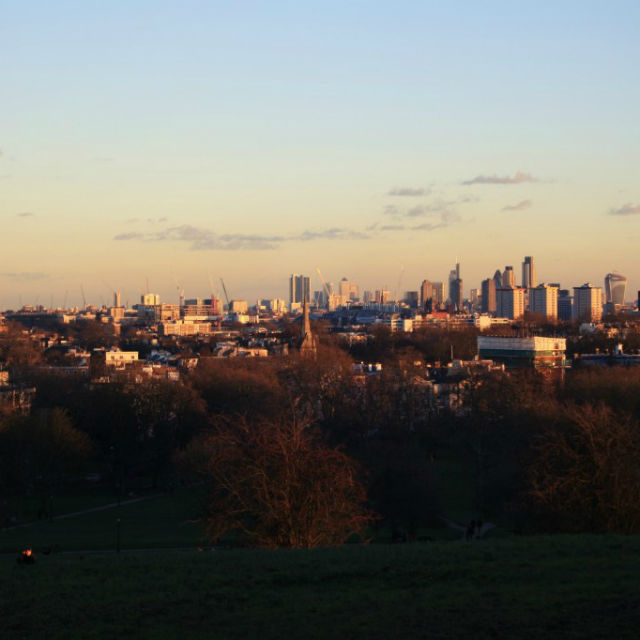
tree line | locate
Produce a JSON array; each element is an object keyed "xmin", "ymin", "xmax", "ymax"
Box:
[{"xmin": 3, "ymin": 328, "xmax": 640, "ymax": 544}]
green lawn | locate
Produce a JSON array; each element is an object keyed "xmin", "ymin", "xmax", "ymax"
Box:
[{"xmin": 2, "ymin": 536, "xmax": 640, "ymax": 639}]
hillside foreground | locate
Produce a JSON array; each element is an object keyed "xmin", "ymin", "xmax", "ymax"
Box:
[{"xmin": 3, "ymin": 535, "xmax": 640, "ymax": 639}]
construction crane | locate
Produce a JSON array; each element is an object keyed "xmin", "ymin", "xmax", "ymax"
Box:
[
  {"xmin": 207, "ymin": 272, "xmax": 218, "ymax": 314},
  {"xmin": 173, "ymin": 274, "xmax": 184, "ymax": 307},
  {"xmin": 315, "ymin": 267, "xmax": 332, "ymax": 307},
  {"xmin": 220, "ymin": 278, "xmax": 230, "ymax": 309},
  {"xmin": 101, "ymin": 278, "xmax": 119, "ymax": 307},
  {"xmin": 395, "ymin": 264, "xmax": 405, "ymax": 303}
]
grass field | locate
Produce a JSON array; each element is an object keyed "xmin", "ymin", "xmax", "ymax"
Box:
[
  {"xmin": 0, "ymin": 489, "xmax": 205, "ymax": 553},
  {"xmin": 2, "ymin": 535, "xmax": 640, "ymax": 639}
]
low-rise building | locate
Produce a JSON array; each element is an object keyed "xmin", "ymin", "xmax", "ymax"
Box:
[
  {"xmin": 477, "ymin": 336, "xmax": 566, "ymax": 368},
  {"xmin": 159, "ymin": 321, "xmax": 213, "ymax": 336}
]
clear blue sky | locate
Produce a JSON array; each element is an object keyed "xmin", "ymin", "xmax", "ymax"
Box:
[{"xmin": 1, "ymin": 1, "xmax": 639, "ymax": 306}]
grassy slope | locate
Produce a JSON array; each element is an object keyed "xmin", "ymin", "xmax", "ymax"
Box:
[
  {"xmin": 0, "ymin": 490, "xmax": 205, "ymax": 553},
  {"xmin": 3, "ymin": 536, "xmax": 640, "ymax": 639}
]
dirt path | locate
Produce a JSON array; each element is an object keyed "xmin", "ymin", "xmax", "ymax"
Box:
[{"xmin": 3, "ymin": 494, "xmax": 161, "ymax": 531}]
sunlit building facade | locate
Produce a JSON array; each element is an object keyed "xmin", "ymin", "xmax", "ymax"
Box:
[
  {"xmin": 573, "ymin": 283, "xmax": 603, "ymax": 323},
  {"xmin": 530, "ymin": 283, "xmax": 558, "ymax": 321}
]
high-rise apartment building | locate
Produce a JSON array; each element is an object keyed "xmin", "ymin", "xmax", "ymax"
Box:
[
  {"xmin": 289, "ymin": 274, "xmax": 310, "ymax": 307},
  {"xmin": 604, "ymin": 271, "xmax": 627, "ymax": 306},
  {"xmin": 522, "ymin": 256, "xmax": 537, "ymax": 289},
  {"xmin": 530, "ymin": 283, "xmax": 558, "ymax": 320},
  {"xmin": 573, "ymin": 284, "xmax": 603, "ymax": 323},
  {"xmin": 497, "ymin": 287, "xmax": 525, "ymax": 320},
  {"xmin": 481, "ymin": 278, "xmax": 497, "ymax": 314},
  {"xmin": 502, "ymin": 266, "xmax": 515, "ymax": 288},
  {"xmin": 113, "ymin": 291, "xmax": 121, "ymax": 308}
]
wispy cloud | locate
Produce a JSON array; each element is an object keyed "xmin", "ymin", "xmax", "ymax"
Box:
[
  {"xmin": 502, "ymin": 199, "xmax": 532, "ymax": 211},
  {"xmin": 17, "ymin": 212, "xmax": 35, "ymax": 218},
  {"xmin": 1, "ymin": 272, "xmax": 47, "ymax": 281},
  {"xmin": 114, "ymin": 208, "xmax": 461, "ymax": 251},
  {"xmin": 125, "ymin": 216, "xmax": 168, "ymax": 224},
  {"xmin": 298, "ymin": 228, "xmax": 370, "ymax": 241},
  {"xmin": 154, "ymin": 225, "xmax": 285, "ymax": 250},
  {"xmin": 388, "ymin": 187, "xmax": 430, "ymax": 197},
  {"xmin": 113, "ymin": 224, "xmax": 369, "ymax": 251},
  {"xmin": 463, "ymin": 171, "xmax": 537, "ymax": 185},
  {"xmin": 114, "ymin": 232, "xmax": 145, "ymax": 241},
  {"xmin": 608, "ymin": 203, "xmax": 640, "ymax": 216},
  {"xmin": 406, "ymin": 200, "xmax": 456, "ymax": 217}
]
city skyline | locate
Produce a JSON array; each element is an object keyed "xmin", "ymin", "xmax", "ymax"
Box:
[
  {"xmin": 0, "ymin": 256, "xmax": 637, "ymax": 311},
  {"xmin": 2, "ymin": 2, "xmax": 639, "ymax": 306},
  {"xmin": 1, "ymin": 258, "xmax": 632, "ymax": 312}
]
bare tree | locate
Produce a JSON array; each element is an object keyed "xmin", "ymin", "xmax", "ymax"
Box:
[
  {"xmin": 181, "ymin": 413, "xmax": 375, "ymax": 548},
  {"xmin": 527, "ymin": 403, "xmax": 640, "ymax": 533}
]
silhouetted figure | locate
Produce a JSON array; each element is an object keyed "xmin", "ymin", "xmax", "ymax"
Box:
[
  {"xmin": 440, "ymin": 516, "xmax": 497, "ymax": 541},
  {"xmin": 465, "ymin": 520, "xmax": 476, "ymax": 541}
]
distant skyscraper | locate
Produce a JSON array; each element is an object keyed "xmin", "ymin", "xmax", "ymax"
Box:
[
  {"xmin": 113, "ymin": 291, "xmax": 121, "ymax": 308},
  {"xmin": 289, "ymin": 274, "xmax": 310, "ymax": 307},
  {"xmin": 481, "ymin": 278, "xmax": 497, "ymax": 314},
  {"xmin": 604, "ymin": 271, "xmax": 627, "ymax": 305},
  {"xmin": 448, "ymin": 261, "xmax": 461, "ymax": 302},
  {"xmin": 497, "ymin": 287, "xmax": 525, "ymax": 320},
  {"xmin": 530, "ymin": 284, "xmax": 558, "ymax": 320},
  {"xmin": 451, "ymin": 278, "xmax": 463, "ymax": 311},
  {"xmin": 558, "ymin": 289, "xmax": 573, "ymax": 322},
  {"xmin": 522, "ymin": 256, "xmax": 537, "ymax": 289},
  {"xmin": 338, "ymin": 278, "xmax": 359, "ymax": 304},
  {"xmin": 141, "ymin": 293, "xmax": 160, "ymax": 306},
  {"xmin": 432, "ymin": 282, "xmax": 445, "ymax": 305},
  {"xmin": 502, "ymin": 266, "xmax": 515, "ymax": 288},
  {"xmin": 405, "ymin": 291, "xmax": 419, "ymax": 308},
  {"xmin": 493, "ymin": 269, "xmax": 503, "ymax": 292},
  {"xmin": 420, "ymin": 280, "xmax": 434, "ymax": 308},
  {"xmin": 573, "ymin": 284, "xmax": 603, "ymax": 323}
]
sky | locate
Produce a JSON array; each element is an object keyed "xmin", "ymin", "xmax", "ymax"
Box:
[{"xmin": 1, "ymin": 1, "xmax": 639, "ymax": 308}]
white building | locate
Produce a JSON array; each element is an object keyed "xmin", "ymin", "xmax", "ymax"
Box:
[
  {"xmin": 477, "ymin": 336, "xmax": 566, "ymax": 368},
  {"xmin": 160, "ymin": 321, "xmax": 213, "ymax": 336}
]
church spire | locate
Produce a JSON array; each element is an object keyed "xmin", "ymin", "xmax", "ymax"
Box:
[{"xmin": 298, "ymin": 292, "xmax": 318, "ymax": 358}]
